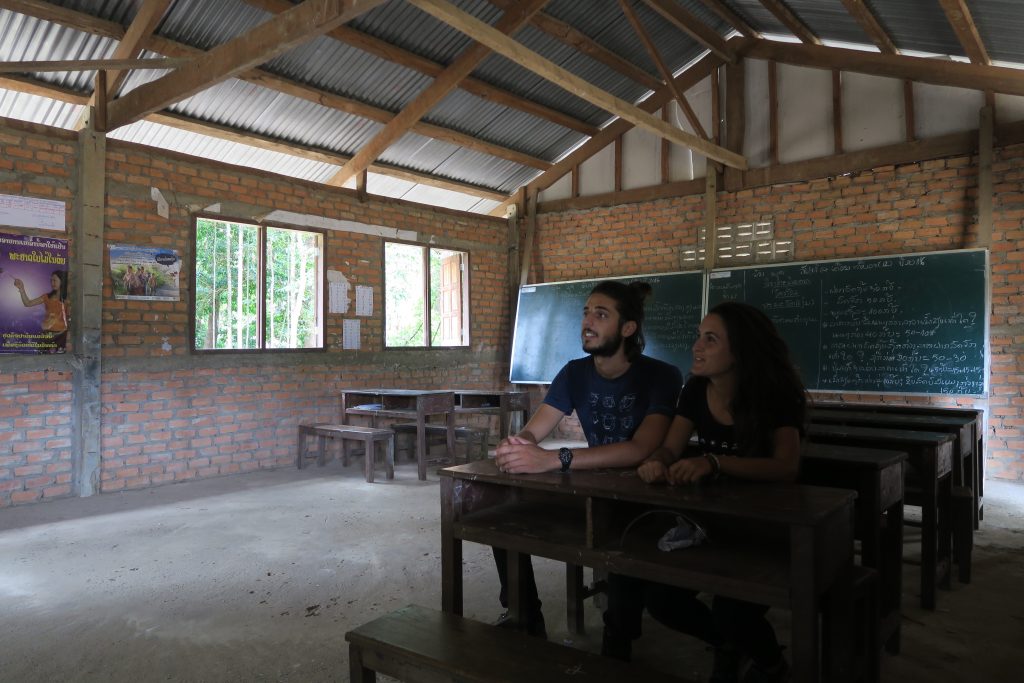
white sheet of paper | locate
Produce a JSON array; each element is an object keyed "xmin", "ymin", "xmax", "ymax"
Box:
[
  {"xmin": 0, "ymin": 193, "xmax": 65, "ymax": 231},
  {"xmin": 343, "ymin": 319, "xmax": 361, "ymax": 350},
  {"xmin": 150, "ymin": 187, "xmax": 169, "ymax": 219},
  {"xmin": 355, "ymin": 285, "xmax": 373, "ymax": 316},
  {"xmin": 329, "ymin": 280, "xmax": 350, "ymax": 314}
]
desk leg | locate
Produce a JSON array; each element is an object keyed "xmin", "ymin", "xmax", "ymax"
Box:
[
  {"xmin": 441, "ymin": 477, "xmax": 463, "ymax": 615},
  {"xmin": 920, "ymin": 455, "xmax": 938, "ymax": 610},
  {"xmin": 416, "ymin": 417, "xmax": 427, "ymax": 481},
  {"xmin": 789, "ymin": 525, "xmax": 821, "ymax": 683},
  {"xmin": 506, "ymin": 550, "xmax": 531, "ymax": 632},
  {"xmin": 349, "ymin": 644, "xmax": 376, "ymax": 683},
  {"xmin": 883, "ymin": 497, "xmax": 904, "ymax": 654},
  {"xmin": 938, "ymin": 472, "xmax": 953, "ymax": 590}
]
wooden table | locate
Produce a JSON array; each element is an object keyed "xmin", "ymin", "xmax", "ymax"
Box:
[
  {"xmin": 440, "ymin": 460, "xmax": 856, "ymax": 683},
  {"xmin": 802, "ymin": 443, "xmax": 906, "ymax": 654},
  {"xmin": 812, "ymin": 404, "xmax": 983, "ymax": 528},
  {"xmin": 341, "ymin": 389, "xmax": 455, "ymax": 481},
  {"xmin": 806, "ymin": 423, "xmax": 954, "ymax": 610},
  {"xmin": 452, "ymin": 389, "xmax": 530, "ymax": 443}
]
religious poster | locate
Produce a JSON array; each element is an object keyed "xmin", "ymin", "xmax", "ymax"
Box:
[
  {"xmin": 0, "ymin": 231, "xmax": 69, "ymax": 354},
  {"xmin": 109, "ymin": 244, "xmax": 181, "ymax": 301}
]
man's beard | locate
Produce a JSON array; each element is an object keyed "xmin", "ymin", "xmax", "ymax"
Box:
[{"xmin": 584, "ymin": 329, "xmax": 623, "ymax": 357}]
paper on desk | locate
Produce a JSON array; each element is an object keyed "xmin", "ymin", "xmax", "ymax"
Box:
[
  {"xmin": 343, "ymin": 319, "xmax": 360, "ymax": 350},
  {"xmin": 355, "ymin": 285, "xmax": 373, "ymax": 316}
]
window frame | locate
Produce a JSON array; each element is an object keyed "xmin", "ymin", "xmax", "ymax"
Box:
[
  {"xmin": 189, "ymin": 212, "xmax": 327, "ymax": 354},
  {"xmin": 382, "ymin": 238, "xmax": 471, "ymax": 350}
]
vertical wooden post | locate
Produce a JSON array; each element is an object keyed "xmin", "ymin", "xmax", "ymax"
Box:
[
  {"xmin": 704, "ymin": 172, "xmax": 718, "ymax": 274},
  {"xmin": 768, "ymin": 60, "xmax": 779, "ymax": 166},
  {"xmin": 72, "ymin": 110, "xmax": 106, "ymax": 497},
  {"xmin": 832, "ymin": 70, "xmax": 843, "ymax": 154},
  {"xmin": 977, "ymin": 106, "xmax": 993, "ymax": 248},
  {"xmin": 724, "ymin": 60, "xmax": 745, "ymax": 192}
]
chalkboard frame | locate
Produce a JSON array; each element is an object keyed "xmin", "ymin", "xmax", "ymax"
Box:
[
  {"xmin": 707, "ymin": 248, "xmax": 990, "ymax": 397},
  {"xmin": 509, "ymin": 270, "xmax": 704, "ymax": 384}
]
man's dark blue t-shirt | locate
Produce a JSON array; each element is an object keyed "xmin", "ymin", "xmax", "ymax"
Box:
[{"xmin": 544, "ymin": 355, "xmax": 682, "ymax": 447}]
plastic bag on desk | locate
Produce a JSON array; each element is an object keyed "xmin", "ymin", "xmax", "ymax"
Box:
[{"xmin": 657, "ymin": 515, "xmax": 709, "ymax": 551}]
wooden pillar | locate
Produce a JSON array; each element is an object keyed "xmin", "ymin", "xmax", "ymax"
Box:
[
  {"xmin": 977, "ymin": 106, "xmax": 993, "ymax": 248},
  {"xmin": 72, "ymin": 110, "xmax": 106, "ymax": 497},
  {"xmin": 704, "ymin": 172, "xmax": 718, "ymax": 274},
  {"xmin": 724, "ymin": 60, "xmax": 745, "ymax": 192}
]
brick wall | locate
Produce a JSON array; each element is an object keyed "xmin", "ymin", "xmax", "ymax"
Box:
[
  {"xmin": 0, "ymin": 119, "xmax": 511, "ymax": 506},
  {"xmin": 529, "ymin": 147, "xmax": 1024, "ymax": 481}
]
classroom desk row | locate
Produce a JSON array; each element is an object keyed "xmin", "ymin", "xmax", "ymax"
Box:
[{"xmin": 340, "ymin": 388, "xmax": 530, "ymax": 480}]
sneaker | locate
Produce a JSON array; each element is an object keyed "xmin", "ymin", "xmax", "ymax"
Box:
[
  {"xmin": 709, "ymin": 646, "xmax": 742, "ymax": 683},
  {"xmin": 495, "ymin": 609, "xmax": 547, "ymax": 639},
  {"xmin": 741, "ymin": 657, "xmax": 790, "ymax": 683}
]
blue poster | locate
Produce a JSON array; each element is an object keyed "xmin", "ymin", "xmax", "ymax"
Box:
[{"xmin": 0, "ymin": 231, "xmax": 69, "ymax": 354}]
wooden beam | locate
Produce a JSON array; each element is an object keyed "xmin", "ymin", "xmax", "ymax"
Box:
[
  {"xmin": 619, "ymin": 0, "xmax": 708, "ymax": 139},
  {"xmin": 904, "ymin": 80, "xmax": 916, "ymax": 141},
  {"xmin": 938, "ymin": 0, "xmax": 990, "ymax": 65},
  {"xmin": 742, "ymin": 39, "xmax": 1024, "ymax": 96},
  {"xmin": 538, "ymin": 177, "xmax": 705, "ymax": 213},
  {"xmin": 571, "ymin": 164, "xmax": 580, "ymax": 198},
  {"xmin": 0, "ymin": 57, "xmax": 187, "ymax": 73},
  {"xmin": 660, "ymin": 106, "xmax": 670, "ymax": 183},
  {"xmin": 106, "ymin": 0, "xmax": 389, "ymax": 130},
  {"xmin": 768, "ymin": 60, "xmax": 778, "ymax": 165},
  {"xmin": 757, "ymin": 0, "xmax": 820, "ymax": 45},
  {"xmin": 242, "ymin": 0, "xmax": 597, "ymax": 136},
  {"xmin": 711, "ymin": 66, "xmax": 720, "ymax": 143},
  {"xmin": 723, "ymin": 58, "xmax": 745, "ymax": 192},
  {"xmin": 640, "ymin": 0, "xmax": 736, "ymax": 63},
  {"xmin": 977, "ymin": 105, "xmax": 993, "ymax": 247},
  {"xmin": 838, "ymin": 0, "xmax": 897, "ymax": 54},
  {"xmin": 696, "ymin": 0, "xmax": 761, "ymax": 39},
  {"xmin": 614, "ymin": 135, "xmax": 623, "ymax": 192},
  {"xmin": 409, "ymin": 0, "xmax": 746, "ymax": 169},
  {"xmin": 832, "ymin": 70, "xmax": 843, "ymax": 153},
  {"xmin": 704, "ymin": 171, "xmax": 717, "ymax": 271},
  {"xmin": 327, "ymin": 0, "xmax": 547, "ymax": 187},
  {"xmin": 489, "ymin": 0, "xmax": 662, "ymax": 92}
]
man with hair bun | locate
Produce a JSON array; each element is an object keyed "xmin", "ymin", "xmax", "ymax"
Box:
[{"xmin": 492, "ymin": 279, "xmax": 683, "ymax": 638}]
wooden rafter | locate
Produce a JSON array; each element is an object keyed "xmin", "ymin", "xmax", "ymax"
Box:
[
  {"xmin": 0, "ymin": 74, "xmax": 506, "ymax": 202},
  {"xmin": 0, "ymin": 57, "xmax": 186, "ymax": 73},
  {"xmin": 106, "ymin": 0, "xmax": 390, "ymax": 130},
  {"xmin": 327, "ymin": 0, "xmax": 548, "ymax": 187},
  {"xmin": 695, "ymin": 0, "xmax": 761, "ymax": 39},
  {"xmin": 409, "ymin": 0, "xmax": 746, "ymax": 169},
  {"xmin": 2, "ymin": 0, "xmax": 544, "ymax": 170},
  {"xmin": 938, "ymin": 0, "xmax": 990, "ymax": 65},
  {"xmin": 742, "ymin": 40, "xmax": 1024, "ymax": 96},
  {"xmin": 758, "ymin": 0, "xmax": 820, "ymax": 45},
  {"xmin": 640, "ymin": 0, "xmax": 735, "ymax": 63},
  {"xmin": 618, "ymin": 0, "xmax": 708, "ymax": 139},
  {"xmin": 241, "ymin": 0, "xmax": 596, "ymax": 136},
  {"xmin": 838, "ymin": 0, "xmax": 897, "ymax": 54},
  {"xmin": 489, "ymin": 0, "xmax": 662, "ymax": 92}
]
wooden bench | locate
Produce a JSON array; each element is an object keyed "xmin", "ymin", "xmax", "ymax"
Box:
[
  {"xmin": 393, "ymin": 422, "xmax": 489, "ymax": 463},
  {"xmin": 296, "ymin": 424, "xmax": 394, "ymax": 483},
  {"xmin": 345, "ymin": 603, "xmax": 692, "ymax": 683}
]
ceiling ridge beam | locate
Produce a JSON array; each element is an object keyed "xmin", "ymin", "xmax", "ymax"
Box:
[
  {"xmin": 1, "ymin": 0, "xmax": 545, "ymax": 169},
  {"xmin": 327, "ymin": 0, "xmax": 548, "ymax": 187},
  {"xmin": 640, "ymin": 0, "xmax": 735, "ymax": 63},
  {"xmin": 105, "ymin": 0, "xmax": 389, "ymax": 130},
  {"xmin": 408, "ymin": 0, "xmax": 745, "ymax": 170},
  {"xmin": 742, "ymin": 39, "xmax": 1024, "ymax": 96},
  {"xmin": 242, "ymin": 0, "xmax": 597, "ymax": 136}
]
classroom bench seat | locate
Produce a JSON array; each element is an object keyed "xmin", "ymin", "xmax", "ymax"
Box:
[
  {"xmin": 296, "ymin": 424, "xmax": 394, "ymax": 483},
  {"xmin": 393, "ymin": 422, "xmax": 489, "ymax": 463},
  {"xmin": 345, "ymin": 603, "xmax": 694, "ymax": 683}
]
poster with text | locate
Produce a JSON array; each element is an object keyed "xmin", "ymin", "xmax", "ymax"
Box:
[
  {"xmin": 0, "ymin": 231, "xmax": 69, "ymax": 354},
  {"xmin": 109, "ymin": 244, "xmax": 181, "ymax": 301}
]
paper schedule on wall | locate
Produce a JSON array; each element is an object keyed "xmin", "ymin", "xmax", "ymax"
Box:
[
  {"xmin": 355, "ymin": 286, "xmax": 373, "ymax": 316},
  {"xmin": 343, "ymin": 319, "xmax": 360, "ymax": 350},
  {"xmin": 329, "ymin": 281, "xmax": 350, "ymax": 314}
]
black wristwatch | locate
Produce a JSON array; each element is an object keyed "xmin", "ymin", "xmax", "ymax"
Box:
[{"xmin": 558, "ymin": 447, "xmax": 574, "ymax": 473}]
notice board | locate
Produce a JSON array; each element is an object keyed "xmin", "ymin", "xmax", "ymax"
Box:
[
  {"xmin": 510, "ymin": 271, "xmax": 703, "ymax": 383},
  {"xmin": 706, "ymin": 249, "xmax": 988, "ymax": 395}
]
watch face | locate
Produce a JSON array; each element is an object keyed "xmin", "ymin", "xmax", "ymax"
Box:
[{"xmin": 559, "ymin": 448, "xmax": 573, "ymax": 471}]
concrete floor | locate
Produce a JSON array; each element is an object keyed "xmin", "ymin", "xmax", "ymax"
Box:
[{"xmin": 1, "ymin": 459, "xmax": 1022, "ymax": 682}]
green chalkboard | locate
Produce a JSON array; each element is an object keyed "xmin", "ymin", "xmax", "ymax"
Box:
[
  {"xmin": 706, "ymin": 249, "xmax": 988, "ymax": 396},
  {"xmin": 510, "ymin": 271, "xmax": 704, "ymax": 384}
]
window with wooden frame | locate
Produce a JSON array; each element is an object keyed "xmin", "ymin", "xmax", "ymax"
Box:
[
  {"xmin": 384, "ymin": 241, "xmax": 469, "ymax": 348},
  {"xmin": 191, "ymin": 215, "xmax": 324, "ymax": 352}
]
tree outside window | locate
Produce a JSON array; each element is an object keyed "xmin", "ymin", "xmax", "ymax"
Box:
[
  {"xmin": 192, "ymin": 217, "xmax": 323, "ymax": 351},
  {"xmin": 384, "ymin": 241, "xmax": 468, "ymax": 348}
]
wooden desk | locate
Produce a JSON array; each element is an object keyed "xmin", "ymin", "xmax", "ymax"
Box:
[
  {"xmin": 802, "ymin": 443, "xmax": 905, "ymax": 654},
  {"xmin": 452, "ymin": 389, "xmax": 530, "ymax": 442},
  {"xmin": 806, "ymin": 424, "xmax": 954, "ymax": 610},
  {"xmin": 812, "ymin": 404, "xmax": 983, "ymax": 528},
  {"xmin": 440, "ymin": 461, "xmax": 856, "ymax": 683},
  {"xmin": 341, "ymin": 389, "xmax": 455, "ymax": 481}
]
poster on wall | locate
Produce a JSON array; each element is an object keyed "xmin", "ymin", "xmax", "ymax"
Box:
[
  {"xmin": 0, "ymin": 231, "xmax": 69, "ymax": 354},
  {"xmin": 109, "ymin": 244, "xmax": 181, "ymax": 301}
]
